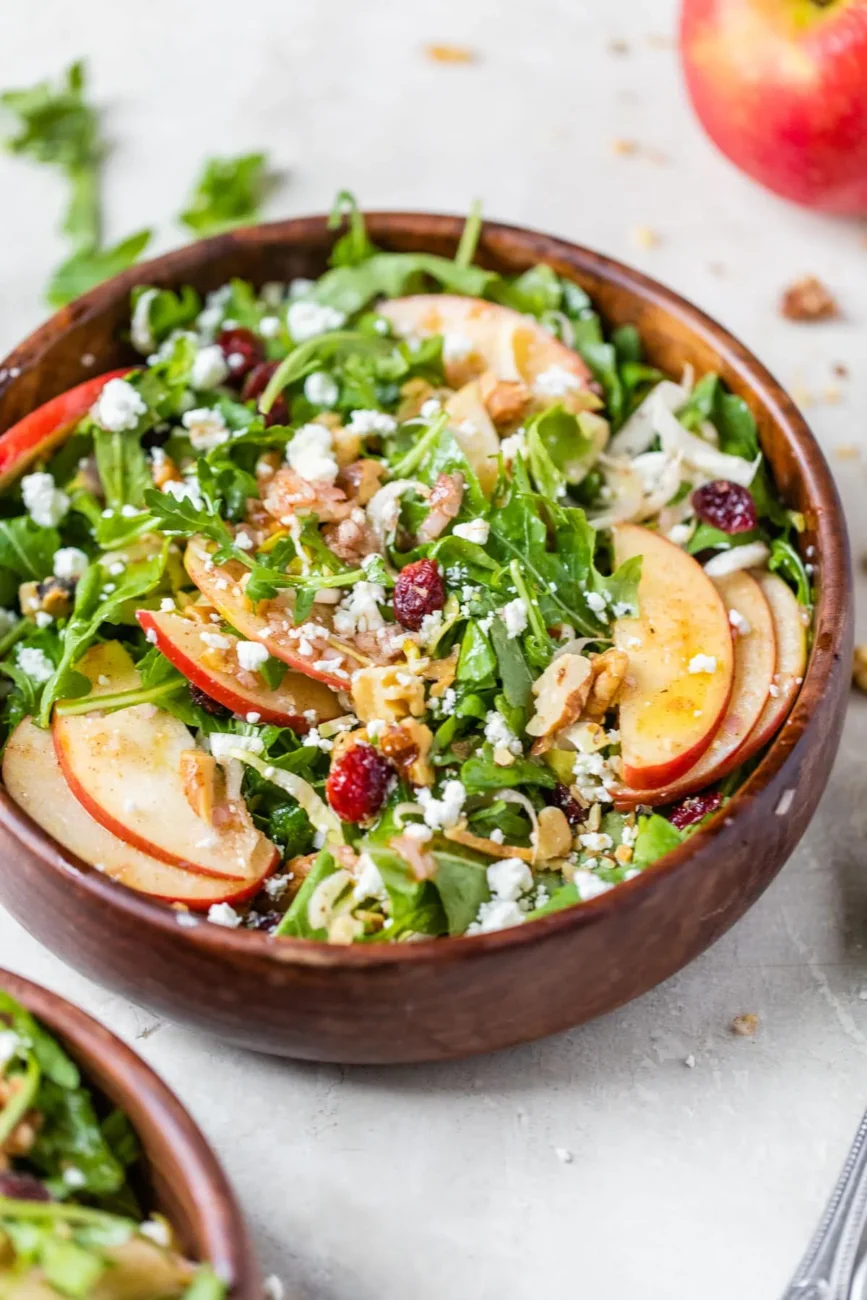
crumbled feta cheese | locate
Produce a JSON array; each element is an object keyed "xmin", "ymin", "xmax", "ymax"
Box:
[
  {"xmin": 159, "ymin": 597, "xmax": 176, "ymax": 612},
  {"xmin": 237, "ymin": 640, "xmax": 270, "ymax": 672},
  {"xmin": 585, "ymin": 591, "xmax": 607, "ymax": 615},
  {"xmin": 366, "ymin": 479, "xmax": 420, "ymax": 543},
  {"xmin": 500, "ymin": 597, "xmax": 529, "ymax": 638},
  {"xmin": 199, "ymin": 631, "xmax": 232, "ymax": 650},
  {"xmin": 35, "ymin": 611, "xmax": 53, "ymax": 628},
  {"xmin": 208, "ymin": 733, "xmax": 265, "ymax": 761},
  {"xmin": 729, "ymin": 608, "xmax": 751, "ymax": 636},
  {"xmin": 303, "ymin": 371, "xmax": 339, "ymax": 407},
  {"xmin": 353, "ymin": 852, "xmax": 388, "ymax": 901},
  {"xmin": 130, "ymin": 288, "xmax": 159, "ymax": 354},
  {"xmin": 53, "ymin": 547, "xmax": 89, "ymax": 580},
  {"xmin": 0, "ymin": 1030, "xmax": 20, "ymax": 1068},
  {"xmin": 333, "ymin": 581, "xmax": 386, "ymax": 637},
  {"xmin": 207, "ymin": 902, "xmax": 242, "ymax": 928},
  {"xmin": 499, "ymin": 429, "xmax": 527, "ymax": 463},
  {"xmin": 191, "ymin": 345, "xmax": 229, "ymax": 390},
  {"xmin": 688, "ymin": 654, "xmax": 717, "ymax": 675},
  {"xmin": 286, "ymin": 423, "xmax": 339, "ymax": 484},
  {"xmin": 533, "ymin": 365, "xmax": 581, "ymax": 398},
  {"xmin": 346, "ymin": 409, "xmax": 398, "ymax": 436},
  {"xmin": 573, "ymin": 869, "xmax": 614, "ymax": 901},
  {"xmin": 259, "ymin": 315, "xmax": 282, "ymax": 338},
  {"xmin": 90, "ymin": 378, "xmax": 147, "ymax": 432},
  {"xmin": 490, "ymin": 828, "xmax": 505, "ymax": 845},
  {"xmin": 484, "ymin": 710, "xmax": 523, "ymax": 756},
  {"xmin": 468, "ymin": 899, "xmax": 526, "ymax": 934},
  {"xmin": 487, "ymin": 857, "xmax": 533, "ymax": 901},
  {"xmin": 16, "ymin": 646, "xmax": 53, "ymax": 683},
  {"xmin": 21, "ymin": 473, "xmax": 69, "ymax": 527},
  {"xmin": 403, "ymin": 822, "xmax": 433, "ymax": 843},
  {"xmin": 442, "ymin": 332, "xmax": 474, "ymax": 363},
  {"xmin": 144, "ymin": 628, "xmax": 158, "ymax": 645},
  {"xmin": 611, "ymin": 601, "xmax": 634, "ymax": 618},
  {"xmin": 667, "ymin": 522, "xmax": 693, "ymax": 547},
  {"xmin": 138, "ymin": 1219, "xmax": 171, "ymax": 1247},
  {"xmin": 420, "ymin": 398, "xmax": 442, "ymax": 419},
  {"xmin": 62, "ymin": 1167, "xmax": 87, "ymax": 1189},
  {"xmin": 453, "ymin": 519, "xmax": 490, "ymax": 545},
  {"xmin": 163, "ymin": 477, "xmax": 204, "ymax": 509},
  {"xmin": 287, "ymin": 300, "xmax": 346, "ymax": 342},
  {"xmin": 579, "ymin": 831, "xmax": 613, "ymax": 852},
  {"xmin": 417, "ymin": 780, "xmax": 466, "ymax": 830},
  {"xmin": 263, "ymin": 875, "xmax": 289, "ymax": 900},
  {"xmin": 182, "ymin": 407, "xmax": 230, "ymax": 451}
]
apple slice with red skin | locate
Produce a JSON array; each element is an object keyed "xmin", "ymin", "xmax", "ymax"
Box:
[
  {"xmin": 615, "ymin": 569, "xmax": 776, "ymax": 808},
  {"xmin": 53, "ymin": 642, "xmax": 277, "ymax": 882},
  {"xmin": 136, "ymin": 607, "xmax": 343, "ymax": 729},
  {"xmin": 0, "ymin": 369, "xmax": 137, "ymax": 491},
  {"xmin": 379, "ymin": 295, "xmax": 592, "ymax": 391},
  {"xmin": 184, "ymin": 535, "xmax": 360, "ymax": 691},
  {"xmin": 3, "ymin": 718, "xmax": 269, "ymax": 909},
  {"xmin": 613, "ymin": 523, "xmax": 735, "ymax": 790}
]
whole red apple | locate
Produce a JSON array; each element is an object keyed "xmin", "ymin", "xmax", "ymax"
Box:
[{"xmin": 680, "ymin": 0, "xmax": 867, "ymax": 214}]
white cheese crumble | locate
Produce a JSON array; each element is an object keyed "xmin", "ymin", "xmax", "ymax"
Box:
[
  {"xmin": 353, "ymin": 852, "xmax": 388, "ymax": 901},
  {"xmin": 131, "ymin": 288, "xmax": 159, "ymax": 354},
  {"xmin": 333, "ymin": 581, "xmax": 386, "ymax": 637},
  {"xmin": 688, "ymin": 654, "xmax": 717, "ymax": 675},
  {"xmin": 62, "ymin": 1167, "xmax": 87, "ymax": 1189},
  {"xmin": 487, "ymin": 857, "xmax": 533, "ymax": 901},
  {"xmin": 366, "ymin": 479, "xmax": 420, "ymax": 543},
  {"xmin": 163, "ymin": 477, "xmax": 204, "ymax": 509},
  {"xmin": 499, "ymin": 429, "xmax": 527, "ymax": 464},
  {"xmin": 191, "ymin": 345, "xmax": 229, "ymax": 390},
  {"xmin": 484, "ymin": 710, "xmax": 523, "ymax": 756},
  {"xmin": 729, "ymin": 608, "xmax": 751, "ymax": 636},
  {"xmin": 346, "ymin": 409, "xmax": 398, "ymax": 436},
  {"xmin": 182, "ymin": 407, "xmax": 229, "ymax": 451},
  {"xmin": 259, "ymin": 315, "xmax": 282, "ymax": 338},
  {"xmin": 416, "ymin": 780, "xmax": 466, "ymax": 830},
  {"xmin": 453, "ymin": 519, "xmax": 490, "ymax": 545},
  {"xmin": 199, "ymin": 631, "xmax": 232, "ymax": 650},
  {"xmin": 667, "ymin": 522, "xmax": 693, "ymax": 547},
  {"xmin": 303, "ymin": 371, "xmax": 339, "ymax": 407},
  {"xmin": 53, "ymin": 546, "xmax": 89, "ymax": 580},
  {"xmin": 442, "ymin": 332, "xmax": 474, "ymax": 363},
  {"xmin": 16, "ymin": 646, "xmax": 53, "ymax": 683},
  {"xmin": 468, "ymin": 898, "xmax": 525, "ymax": 934},
  {"xmin": 21, "ymin": 472, "xmax": 69, "ymax": 527},
  {"xmin": 533, "ymin": 365, "xmax": 581, "ymax": 398},
  {"xmin": 90, "ymin": 378, "xmax": 147, "ymax": 432},
  {"xmin": 420, "ymin": 397, "xmax": 442, "ymax": 418},
  {"xmin": 579, "ymin": 831, "xmax": 613, "ymax": 852},
  {"xmin": 500, "ymin": 597, "xmax": 529, "ymax": 639},
  {"xmin": 585, "ymin": 591, "xmax": 607, "ymax": 615},
  {"xmin": 287, "ymin": 300, "xmax": 346, "ymax": 342},
  {"xmin": 573, "ymin": 869, "xmax": 614, "ymax": 901},
  {"xmin": 285, "ymin": 423, "xmax": 339, "ymax": 484},
  {"xmin": 236, "ymin": 640, "xmax": 270, "ymax": 672},
  {"xmin": 208, "ymin": 733, "xmax": 265, "ymax": 761},
  {"xmin": 207, "ymin": 902, "xmax": 242, "ymax": 928},
  {"xmin": 138, "ymin": 1219, "xmax": 171, "ymax": 1247}
]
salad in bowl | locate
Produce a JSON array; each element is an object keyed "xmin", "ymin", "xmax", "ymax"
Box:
[{"xmin": 0, "ymin": 198, "xmax": 810, "ymax": 945}]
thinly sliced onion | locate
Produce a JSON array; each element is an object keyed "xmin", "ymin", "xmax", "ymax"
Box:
[
  {"xmin": 496, "ymin": 788, "xmax": 541, "ymax": 857},
  {"xmin": 553, "ymin": 637, "xmax": 596, "ymax": 661},
  {"xmin": 393, "ymin": 801, "xmax": 425, "ymax": 829},
  {"xmin": 308, "ymin": 869, "xmax": 353, "ymax": 930},
  {"xmin": 630, "ymin": 449, "xmax": 684, "ymax": 520},
  {"xmin": 607, "ymin": 379, "xmax": 691, "ymax": 458},
  {"xmin": 702, "ymin": 542, "xmax": 770, "ymax": 576},
  {"xmin": 229, "ymin": 749, "xmax": 345, "ymax": 843},
  {"xmin": 655, "ymin": 401, "xmax": 759, "ymax": 487},
  {"xmin": 589, "ymin": 457, "xmax": 644, "ymax": 529}
]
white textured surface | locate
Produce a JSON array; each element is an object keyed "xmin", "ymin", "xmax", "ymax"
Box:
[{"xmin": 2, "ymin": 4, "xmax": 867, "ymax": 1298}]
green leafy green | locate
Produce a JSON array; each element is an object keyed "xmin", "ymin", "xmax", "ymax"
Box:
[
  {"xmin": 632, "ymin": 814, "xmax": 683, "ymax": 869},
  {"xmin": 432, "ymin": 849, "xmax": 490, "ymax": 936},
  {"xmin": 0, "ymin": 518, "xmax": 61, "ymax": 580},
  {"xmin": 460, "ymin": 754, "xmax": 555, "ymax": 794},
  {"xmin": 275, "ymin": 851, "xmax": 338, "ymax": 939},
  {"xmin": 46, "ymin": 229, "xmax": 153, "ymax": 308},
  {"xmin": 769, "ymin": 537, "xmax": 812, "ymax": 606},
  {"xmin": 327, "ymin": 190, "xmax": 378, "ymax": 267},
  {"xmin": 312, "ymin": 252, "xmax": 498, "ymax": 318},
  {"xmin": 180, "ymin": 152, "xmax": 272, "ymax": 236}
]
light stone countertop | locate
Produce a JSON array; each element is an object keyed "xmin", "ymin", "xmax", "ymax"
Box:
[{"xmin": 1, "ymin": 3, "xmax": 867, "ymax": 1297}]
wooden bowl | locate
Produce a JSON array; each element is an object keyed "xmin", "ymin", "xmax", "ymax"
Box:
[
  {"xmin": 0, "ymin": 215, "xmax": 852, "ymax": 1063},
  {"xmin": 0, "ymin": 967, "xmax": 260, "ymax": 1296}
]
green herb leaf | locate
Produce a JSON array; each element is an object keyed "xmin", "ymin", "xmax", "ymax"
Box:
[
  {"xmin": 327, "ymin": 190, "xmax": 378, "ymax": 267},
  {"xmin": 432, "ymin": 848, "xmax": 490, "ymax": 936},
  {"xmin": 274, "ymin": 850, "xmax": 337, "ymax": 939},
  {"xmin": 180, "ymin": 152, "xmax": 272, "ymax": 236},
  {"xmin": 631, "ymin": 814, "xmax": 683, "ymax": 869},
  {"xmin": 460, "ymin": 754, "xmax": 555, "ymax": 794},
  {"xmin": 0, "ymin": 518, "xmax": 60, "ymax": 580},
  {"xmin": 46, "ymin": 229, "xmax": 152, "ymax": 308}
]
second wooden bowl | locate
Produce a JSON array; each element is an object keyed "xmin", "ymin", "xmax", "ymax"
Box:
[
  {"xmin": 0, "ymin": 967, "xmax": 260, "ymax": 1296},
  {"xmin": 0, "ymin": 214, "xmax": 852, "ymax": 1063}
]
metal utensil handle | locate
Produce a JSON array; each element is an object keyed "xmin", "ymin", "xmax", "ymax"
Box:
[{"xmin": 781, "ymin": 1110, "xmax": 867, "ymax": 1299}]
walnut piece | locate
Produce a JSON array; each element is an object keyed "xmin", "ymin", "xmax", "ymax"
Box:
[
  {"xmin": 379, "ymin": 718, "xmax": 435, "ymax": 786},
  {"xmin": 853, "ymin": 645, "xmax": 867, "ymax": 692},
  {"xmin": 780, "ymin": 276, "xmax": 840, "ymax": 323},
  {"xmin": 731, "ymin": 1013, "xmax": 759, "ymax": 1037},
  {"xmin": 526, "ymin": 653, "xmax": 593, "ymax": 741},
  {"xmin": 481, "ymin": 377, "xmax": 531, "ymax": 428},
  {"xmin": 351, "ymin": 664, "xmax": 426, "ymax": 723},
  {"xmin": 179, "ymin": 749, "xmax": 219, "ymax": 824},
  {"xmin": 585, "ymin": 648, "xmax": 629, "ymax": 720},
  {"xmin": 534, "ymin": 806, "xmax": 573, "ymax": 861}
]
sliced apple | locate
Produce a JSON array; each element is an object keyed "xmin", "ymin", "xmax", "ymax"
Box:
[
  {"xmin": 444, "ymin": 379, "xmax": 501, "ymax": 496},
  {"xmin": 380, "ymin": 294, "xmax": 592, "ymax": 392},
  {"xmin": 0, "ymin": 369, "xmax": 137, "ymax": 491},
  {"xmin": 615, "ymin": 569, "xmax": 775, "ymax": 807},
  {"xmin": 613, "ymin": 522, "xmax": 734, "ymax": 790},
  {"xmin": 184, "ymin": 536, "xmax": 361, "ymax": 690},
  {"xmin": 53, "ymin": 643, "xmax": 277, "ymax": 881},
  {"xmin": 732, "ymin": 570, "xmax": 807, "ymax": 763},
  {"xmin": 3, "ymin": 719, "xmax": 268, "ymax": 909},
  {"xmin": 136, "ymin": 608, "xmax": 342, "ymax": 728}
]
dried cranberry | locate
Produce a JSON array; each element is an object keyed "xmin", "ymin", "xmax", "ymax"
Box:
[
  {"xmin": 326, "ymin": 743, "xmax": 393, "ymax": 822},
  {"xmin": 692, "ymin": 481, "xmax": 758, "ymax": 535},
  {"xmin": 550, "ymin": 783, "xmax": 583, "ymax": 827},
  {"xmin": 246, "ymin": 909, "xmax": 282, "ymax": 933},
  {"xmin": 0, "ymin": 1172, "xmax": 51, "ymax": 1201},
  {"xmin": 667, "ymin": 790, "xmax": 723, "ymax": 830},
  {"xmin": 218, "ymin": 327, "xmax": 264, "ymax": 382},
  {"xmin": 393, "ymin": 559, "xmax": 446, "ymax": 631},
  {"xmin": 189, "ymin": 684, "xmax": 231, "ymax": 717},
  {"xmin": 242, "ymin": 362, "xmax": 289, "ymax": 427}
]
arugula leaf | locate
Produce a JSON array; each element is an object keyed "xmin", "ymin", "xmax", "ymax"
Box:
[
  {"xmin": 494, "ymin": 263, "xmax": 562, "ymax": 316},
  {"xmin": 260, "ymin": 330, "xmax": 392, "ymax": 414},
  {"xmin": 432, "ymin": 848, "xmax": 490, "ymax": 936},
  {"xmin": 30, "ymin": 1080, "xmax": 128, "ymax": 1198},
  {"xmin": 365, "ymin": 846, "xmax": 447, "ymax": 937},
  {"xmin": 312, "ymin": 252, "xmax": 498, "ymax": 318},
  {"xmin": 0, "ymin": 518, "xmax": 60, "ymax": 580},
  {"xmin": 769, "ymin": 537, "xmax": 813, "ymax": 606},
  {"xmin": 456, "ymin": 622, "xmax": 497, "ymax": 688},
  {"xmin": 46, "ymin": 229, "xmax": 152, "ymax": 308},
  {"xmin": 327, "ymin": 190, "xmax": 378, "ymax": 267},
  {"xmin": 1, "ymin": 60, "xmax": 103, "ymax": 249},
  {"xmin": 130, "ymin": 285, "xmax": 201, "ymax": 349},
  {"xmin": 143, "ymin": 483, "xmax": 245, "ymax": 566},
  {"xmin": 460, "ymin": 754, "xmax": 555, "ymax": 794},
  {"xmin": 180, "ymin": 152, "xmax": 272, "ymax": 236},
  {"xmin": 489, "ymin": 618, "xmax": 533, "ymax": 711},
  {"xmin": 275, "ymin": 850, "xmax": 337, "ymax": 939},
  {"xmin": 631, "ymin": 814, "xmax": 683, "ymax": 869},
  {"xmin": 93, "ymin": 427, "xmax": 151, "ymax": 512}
]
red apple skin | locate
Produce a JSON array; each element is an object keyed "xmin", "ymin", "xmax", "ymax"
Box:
[
  {"xmin": 681, "ymin": 0, "xmax": 867, "ymax": 214},
  {"xmin": 0, "ymin": 369, "xmax": 138, "ymax": 490},
  {"xmin": 136, "ymin": 608, "xmax": 342, "ymax": 730}
]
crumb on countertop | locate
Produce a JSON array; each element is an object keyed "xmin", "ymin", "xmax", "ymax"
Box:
[
  {"xmin": 555, "ymin": 1147, "xmax": 573, "ymax": 1164},
  {"xmin": 852, "ymin": 645, "xmax": 867, "ymax": 693},
  {"xmin": 780, "ymin": 276, "xmax": 840, "ymax": 323},
  {"xmin": 833, "ymin": 362, "xmax": 849, "ymax": 379},
  {"xmin": 425, "ymin": 43, "xmax": 476, "ymax": 63},
  {"xmin": 684, "ymin": 1054, "xmax": 696, "ymax": 1069},
  {"xmin": 632, "ymin": 225, "xmax": 661, "ymax": 249},
  {"xmin": 731, "ymin": 1013, "xmax": 759, "ymax": 1037},
  {"xmin": 608, "ymin": 38, "xmax": 630, "ymax": 54},
  {"xmin": 835, "ymin": 443, "xmax": 859, "ymax": 460}
]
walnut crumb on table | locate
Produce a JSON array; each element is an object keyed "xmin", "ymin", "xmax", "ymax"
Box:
[
  {"xmin": 852, "ymin": 646, "xmax": 867, "ymax": 692},
  {"xmin": 632, "ymin": 225, "xmax": 661, "ymax": 249},
  {"xmin": 424, "ymin": 43, "xmax": 476, "ymax": 63},
  {"xmin": 731, "ymin": 1014, "xmax": 759, "ymax": 1037},
  {"xmin": 780, "ymin": 276, "xmax": 840, "ymax": 322}
]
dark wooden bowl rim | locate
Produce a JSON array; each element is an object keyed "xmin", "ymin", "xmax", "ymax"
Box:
[
  {"xmin": 0, "ymin": 966, "xmax": 259, "ymax": 1294},
  {"xmin": 0, "ymin": 213, "xmax": 848, "ymax": 975}
]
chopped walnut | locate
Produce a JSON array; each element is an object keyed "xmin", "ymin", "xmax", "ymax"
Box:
[
  {"xmin": 351, "ymin": 663, "xmax": 426, "ymax": 723},
  {"xmin": 853, "ymin": 645, "xmax": 867, "ymax": 692},
  {"xmin": 179, "ymin": 749, "xmax": 220, "ymax": 825},
  {"xmin": 424, "ymin": 647, "xmax": 459, "ymax": 697},
  {"xmin": 337, "ymin": 458, "xmax": 386, "ymax": 507},
  {"xmin": 584, "ymin": 648, "xmax": 629, "ymax": 720},
  {"xmin": 526, "ymin": 653, "xmax": 593, "ymax": 745},
  {"xmin": 780, "ymin": 276, "xmax": 840, "ymax": 322},
  {"xmin": 283, "ymin": 852, "xmax": 318, "ymax": 902},
  {"xmin": 151, "ymin": 452, "xmax": 182, "ymax": 489},
  {"xmin": 379, "ymin": 718, "xmax": 435, "ymax": 786},
  {"xmin": 731, "ymin": 1013, "xmax": 759, "ymax": 1037},
  {"xmin": 481, "ymin": 377, "xmax": 531, "ymax": 428},
  {"xmin": 425, "ymin": 43, "xmax": 476, "ymax": 63},
  {"xmin": 534, "ymin": 806, "xmax": 573, "ymax": 861}
]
